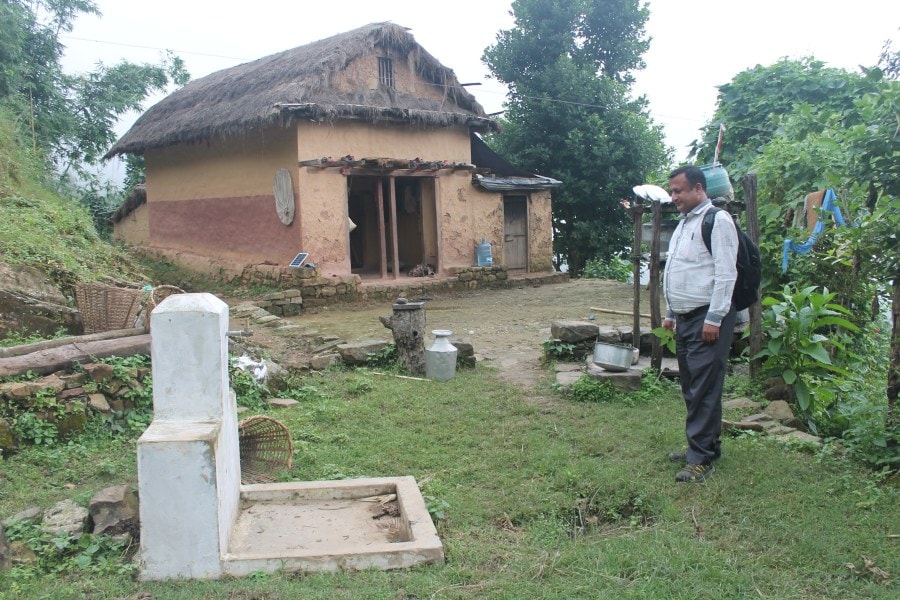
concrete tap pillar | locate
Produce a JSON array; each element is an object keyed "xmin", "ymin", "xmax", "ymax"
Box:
[{"xmin": 137, "ymin": 293, "xmax": 240, "ymax": 580}]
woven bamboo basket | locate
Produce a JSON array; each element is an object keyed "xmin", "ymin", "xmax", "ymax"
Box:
[
  {"xmin": 142, "ymin": 285, "xmax": 185, "ymax": 331},
  {"xmin": 238, "ymin": 415, "xmax": 294, "ymax": 484},
  {"xmin": 75, "ymin": 283, "xmax": 143, "ymax": 334}
]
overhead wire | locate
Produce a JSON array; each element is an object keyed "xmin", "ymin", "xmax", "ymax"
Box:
[{"xmin": 61, "ymin": 34, "xmax": 769, "ymax": 137}]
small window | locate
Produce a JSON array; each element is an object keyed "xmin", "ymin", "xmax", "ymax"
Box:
[{"xmin": 378, "ymin": 57, "xmax": 394, "ymax": 89}]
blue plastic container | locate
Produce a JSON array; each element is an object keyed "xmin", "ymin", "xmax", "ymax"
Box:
[{"xmin": 476, "ymin": 238, "xmax": 493, "ymax": 267}]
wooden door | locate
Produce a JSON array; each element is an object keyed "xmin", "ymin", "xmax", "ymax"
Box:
[{"xmin": 503, "ymin": 196, "xmax": 528, "ymax": 270}]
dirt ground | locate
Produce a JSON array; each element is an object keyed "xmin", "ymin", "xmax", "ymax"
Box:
[{"xmin": 241, "ymin": 278, "xmax": 651, "ymax": 392}]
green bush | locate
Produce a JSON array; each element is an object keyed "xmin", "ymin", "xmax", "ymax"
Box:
[
  {"xmin": 756, "ymin": 286, "xmax": 859, "ymax": 424},
  {"xmin": 542, "ymin": 339, "xmax": 579, "ymax": 362},
  {"xmin": 579, "ymin": 256, "xmax": 632, "ymax": 282}
]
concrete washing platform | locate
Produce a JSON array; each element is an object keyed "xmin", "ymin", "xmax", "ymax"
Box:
[
  {"xmin": 224, "ymin": 477, "xmax": 442, "ymax": 575},
  {"xmin": 138, "ymin": 293, "xmax": 442, "ymax": 580}
]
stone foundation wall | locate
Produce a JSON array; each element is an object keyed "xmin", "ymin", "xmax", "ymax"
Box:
[
  {"xmin": 237, "ymin": 264, "xmax": 569, "ymax": 311},
  {"xmin": 129, "ymin": 247, "xmax": 567, "ymax": 313}
]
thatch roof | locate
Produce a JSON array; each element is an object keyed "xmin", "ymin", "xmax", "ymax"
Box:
[
  {"xmin": 105, "ymin": 22, "xmax": 499, "ymax": 158},
  {"xmin": 110, "ymin": 184, "xmax": 146, "ymax": 223}
]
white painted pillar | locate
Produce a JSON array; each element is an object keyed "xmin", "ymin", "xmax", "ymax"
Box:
[{"xmin": 137, "ymin": 293, "xmax": 240, "ymax": 580}]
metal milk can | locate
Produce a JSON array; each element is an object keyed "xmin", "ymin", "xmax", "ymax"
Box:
[{"xmin": 425, "ymin": 329, "xmax": 457, "ymax": 381}]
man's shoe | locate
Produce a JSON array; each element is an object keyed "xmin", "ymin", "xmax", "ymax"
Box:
[
  {"xmin": 667, "ymin": 449, "xmax": 721, "ymax": 463},
  {"xmin": 668, "ymin": 450, "xmax": 688, "ymax": 463},
  {"xmin": 675, "ymin": 463, "xmax": 715, "ymax": 483}
]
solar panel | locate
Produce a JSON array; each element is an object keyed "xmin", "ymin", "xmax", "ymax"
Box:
[{"xmin": 289, "ymin": 252, "xmax": 309, "ymax": 268}]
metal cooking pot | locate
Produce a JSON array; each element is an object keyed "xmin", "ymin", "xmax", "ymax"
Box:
[{"xmin": 593, "ymin": 342, "xmax": 634, "ymax": 372}]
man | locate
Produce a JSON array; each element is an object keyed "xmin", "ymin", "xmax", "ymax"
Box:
[{"xmin": 663, "ymin": 166, "xmax": 738, "ymax": 483}]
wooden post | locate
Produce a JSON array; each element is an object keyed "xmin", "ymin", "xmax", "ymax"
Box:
[
  {"xmin": 377, "ymin": 179, "xmax": 387, "ymax": 279},
  {"xmin": 742, "ymin": 174, "xmax": 762, "ymax": 378},
  {"xmin": 434, "ymin": 177, "xmax": 442, "ymax": 275},
  {"xmin": 631, "ymin": 201, "xmax": 643, "ymax": 352},
  {"xmin": 650, "ymin": 201, "xmax": 662, "ymax": 370},
  {"xmin": 379, "ymin": 301, "xmax": 426, "ymax": 374},
  {"xmin": 389, "ymin": 177, "xmax": 400, "ymax": 280}
]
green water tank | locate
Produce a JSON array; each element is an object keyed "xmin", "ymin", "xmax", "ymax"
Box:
[{"xmin": 700, "ymin": 163, "xmax": 734, "ymax": 200}]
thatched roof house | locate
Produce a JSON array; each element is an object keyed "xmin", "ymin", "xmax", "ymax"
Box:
[{"xmin": 109, "ymin": 22, "xmax": 558, "ymax": 283}]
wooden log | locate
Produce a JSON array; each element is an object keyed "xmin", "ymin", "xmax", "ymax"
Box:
[
  {"xmin": 0, "ymin": 328, "xmax": 145, "ymax": 359},
  {"xmin": 0, "ymin": 334, "xmax": 151, "ymax": 377}
]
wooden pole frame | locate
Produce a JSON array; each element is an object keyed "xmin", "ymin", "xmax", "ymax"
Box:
[
  {"xmin": 649, "ymin": 201, "xmax": 663, "ymax": 370},
  {"xmin": 742, "ymin": 174, "xmax": 762, "ymax": 378}
]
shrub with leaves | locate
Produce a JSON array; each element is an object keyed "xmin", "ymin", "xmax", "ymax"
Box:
[
  {"xmin": 580, "ymin": 256, "xmax": 632, "ymax": 282},
  {"xmin": 542, "ymin": 339, "xmax": 579, "ymax": 362},
  {"xmin": 2, "ymin": 518, "xmax": 137, "ymax": 578},
  {"xmin": 756, "ymin": 286, "xmax": 860, "ymax": 426}
]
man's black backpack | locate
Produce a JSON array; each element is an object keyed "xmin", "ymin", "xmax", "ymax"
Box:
[{"xmin": 701, "ymin": 207, "xmax": 762, "ymax": 311}]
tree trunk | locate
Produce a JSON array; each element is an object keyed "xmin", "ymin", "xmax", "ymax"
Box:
[
  {"xmin": 0, "ymin": 334, "xmax": 151, "ymax": 377},
  {"xmin": 379, "ymin": 302, "xmax": 426, "ymax": 374}
]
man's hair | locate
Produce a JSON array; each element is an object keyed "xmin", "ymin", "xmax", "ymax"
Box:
[{"xmin": 669, "ymin": 165, "xmax": 707, "ymax": 191}]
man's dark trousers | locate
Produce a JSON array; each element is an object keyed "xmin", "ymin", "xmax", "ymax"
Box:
[{"xmin": 675, "ymin": 306, "xmax": 737, "ymax": 465}]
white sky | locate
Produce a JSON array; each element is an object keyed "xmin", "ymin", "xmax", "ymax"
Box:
[{"xmin": 60, "ymin": 0, "xmax": 899, "ymax": 182}]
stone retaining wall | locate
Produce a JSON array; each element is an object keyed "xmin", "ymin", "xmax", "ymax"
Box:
[
  {"xmin": 132, "ymin": 247, "xmax": 567, "ymax": 312},
  {"xmin": 0, "ymin": 362, "xmax": 150, "ymax": 455}
]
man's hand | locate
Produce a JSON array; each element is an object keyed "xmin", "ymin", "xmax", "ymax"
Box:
[
  {"xmin": 663, "ymin": 318, "xmax": 674, "ymax": 332},
  {"xmin": 702, "ymin": 322, "xmax": 720, "ymax": 343}
]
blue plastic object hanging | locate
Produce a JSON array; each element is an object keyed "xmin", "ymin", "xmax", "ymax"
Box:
[
  {"xmin": 782, "ymin": 189, "xmax": 849, "ymax": 272},
  {"xmin": 476, "ymin": 238, "xmax": 493, "ymax": 267}
]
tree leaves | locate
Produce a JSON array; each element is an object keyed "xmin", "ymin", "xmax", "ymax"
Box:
[{"xmin": 483, "ymin": 0, "xmax": 667, "ymax": 273}]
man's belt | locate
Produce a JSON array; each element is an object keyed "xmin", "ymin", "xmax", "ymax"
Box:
[{"xmin": 677, "ymin": 305, "xmax": 710, "ymax": 320}]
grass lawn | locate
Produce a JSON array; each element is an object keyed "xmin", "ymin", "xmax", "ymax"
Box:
[{"xmin": 1, "ymin": 365, "xmax": 897, "ymax": 599}]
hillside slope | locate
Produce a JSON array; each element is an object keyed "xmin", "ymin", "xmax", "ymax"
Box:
[{"xmin": 0, "ymin": 110, "xmax": 143, "ymax": 340}]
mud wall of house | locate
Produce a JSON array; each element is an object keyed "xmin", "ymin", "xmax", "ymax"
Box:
[
  {"xmin": 142, "ymin": 125, "xmax": 299, "ymax": 264},
  {"xmin": 528, "ymin": 191, "xmax": 554, "ymax": 272},
  {"xmin": 295, "ymin": 122, "xmax": 471, "ymax": 275},
  {"xmin": 112, "ymin": 202, "xmax": 149, "ymax": 245},
  {"xmin": 438, "ymin": 173, "xmax": 504, "ymax": 271}
]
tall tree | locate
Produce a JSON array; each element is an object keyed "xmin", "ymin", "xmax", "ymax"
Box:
[
  {"xmin": 0, "ymin": 0, "xmax": 188, "ymax": 177},
  {"xmin": 484, "ymin": 0, "xmax": 667, "ymax": 274}
]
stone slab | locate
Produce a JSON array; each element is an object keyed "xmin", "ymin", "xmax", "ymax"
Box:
[
  {"xmin": 584, "ymin": 358, "xmax": 642, "ymax": 392},
  {"xmin": 555, "ymin": 371, "xmax": 583, "ymax": 391}
]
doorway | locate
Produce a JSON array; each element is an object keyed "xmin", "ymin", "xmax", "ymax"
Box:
[
  {"xmin": 347, "ymin": 176, "xmax": 437, "ymax": 277},
  {"xmin": 503, "ymin": 196, "xmax": 528, "ymax": 270}
]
